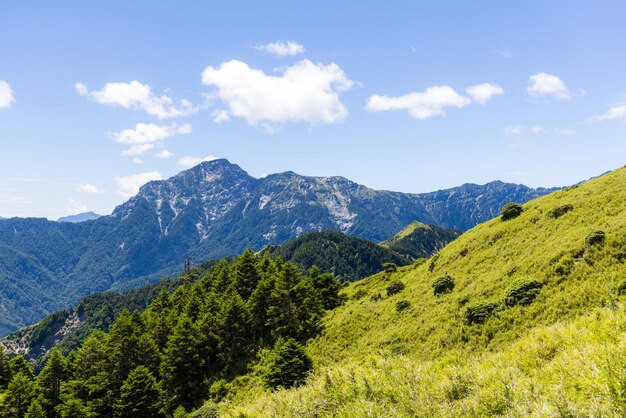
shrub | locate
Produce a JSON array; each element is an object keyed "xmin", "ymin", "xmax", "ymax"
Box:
[
  {"xmin": 586, "ymin": 230, "xmax": 606, "ymax": 246},
  {"xmin": 352, "ymin": 289, "xmax": 368, "ymax": 300},
  {"xmin": 209, "ymin": 379, "xmax": 229, "ymax": 402},
  {"xmin": 386, "ymin": 280, "xmax": 405, "ymax": 297},
  {"xmin": 547, "ymin": 204, "xmax": 574, "ymax": 219},
  {"xmin": 617, "ymin": 281, "xmax": 626, "ymax": 296},
  {"xmin": 464, "ymin": 301, "xmax": 499, "ymax": 325},
  {"xmin": 500, "ymin": 203, "xmax": 523, "ymax": 221},
  {"xmin": 383, "ymin": 262, "xmax": 398, "ymax": 273},
  {"xmin": 504, "ymin": 278, "xmax": 543, "ymax": 307},
  {"xmin": 396, "ymin": 300, "xmax": 411, "ymax": 312},
  {"xmin": 432, "ymin": 275, "xmax": 455, "ymax": 296},
  {"xmin": 264, "ymin": 338, "xmax": 313, "ymax": 390},
  {"xmin": 191, "ymin": 402, "xmax": 220, "ymax": 418}
]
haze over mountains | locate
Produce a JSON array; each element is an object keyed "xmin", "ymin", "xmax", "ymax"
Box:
[{"xmin": 0, "ymin": 159, "xmax": 558, "ymax": 335}]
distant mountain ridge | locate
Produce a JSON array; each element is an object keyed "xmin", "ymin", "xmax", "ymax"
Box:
[
  {"xmin": 0, "ymin": 159, "xmax": 558, "ymax": 335},
  {"xmin": 57, "ymin": 211, "xmax": 101, "ymax": 223}
]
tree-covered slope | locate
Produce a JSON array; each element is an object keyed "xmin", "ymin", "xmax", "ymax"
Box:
[
  {"xmin": 380, "ymin": 221, "xmax": 462, "ymax": 260},
  {"xmin": 222, "ymin": 166, "xmax": 626, "ymax": 416},
  {"xmin": 261, "ymin": 231, "xmax": 411, "ymax": 282}
]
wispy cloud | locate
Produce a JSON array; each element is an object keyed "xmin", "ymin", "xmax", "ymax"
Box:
[
  {"xmin": 155, "ymin": 149, "xmax": 174, "ymax": 159},
  {"xmin": 527, "ymin": 73, "xmax": 571, "ymax": 100},
  {"xmin": 366, "ymin": 82, "xmax": 503, "ymax": 120},
  {"xmin": 115, "ymin": 171, "xmax": 162, "ymax": 197},
  {"xmin": 110, "ymin": 122, "xmax": 192, "ymax": 156},
  {"xmin": 202, "ymin": 59, "xmax": 353, "ymax": 131},
  {"xmin": 0, "ymin": 81, "xmax": 15, "ymax": 109},
  {"xmin": 178, "ymin": 155, "xmax": 218, "ymax": 168},
  {"xmin": 255, "ymin": 40, "xmax": 305, "ymax": 56},
  {"xmin": 77, "ymin": 183, "xmax": 105, "ymax": 194},
  {"xmin": 587, "ymin": 104, "xmax": 626, "ymax": 123},
  {"xmin": 76, "ymin": 81, "xmax": 200, "ymax": 119}
]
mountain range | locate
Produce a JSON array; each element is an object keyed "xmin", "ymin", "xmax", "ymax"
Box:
[
  {"xmin": 57, "ymin": 211, "xmax": 102, "ymax": 223},
  {"xmin": 0, "ymin": 159, "xmax": 557, "ymax": 335}
]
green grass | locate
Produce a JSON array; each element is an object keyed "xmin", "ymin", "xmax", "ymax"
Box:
[{"xmin": 216, "ymin": 166, "xmax": 626, "ymax": 416}]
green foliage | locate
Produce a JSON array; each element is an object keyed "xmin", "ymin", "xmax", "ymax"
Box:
[
  {"xmin": 115, "ymin": 366, "xmax": 162, "ymax": 418},
  {"xmin": 395, "ymin": 300, "xmax": 411, "ymax": 313},
  {"xmin": 385, "ymin": 280, "xmax": 405, "ymax": 297},
  {"xmin": 5, "ymin": 372, "xmax": 36, "ymax": 418},
  {"xmin": 464, "ymin": 301, "xmax": 499, "ymax": 325},
  {"xmin": 547, "ymin": 203, "xmax": 574, "ymax": 219},
  {"xmin": 504, "ymin": 278, "xmax": 543, "ymax": 307},
  {"xmin": 500, "ymin": 202, "xmax": 523, "ymax": 221},
  {"xmin": 432, "ymin": 275, "xmax": 455, "ymax": 295},
  {"xmin": 383, "ymin": 263, "xmax": 398, "ymax": 273},
  {"xmin": 0, "ymin": 347, "xmax": 11, "ymax": 390},
  {"xmin": 24, "ymin": 398, "xmax": 46, "ymax": 418},
  {"xmin": 57, "ymin": 397, "xmax": 88, "ymax": 418},
  {"xmin": 37, "ymin": 348, "xmax": 66, "ymax": 417},
  {"xmin": 586, "ymin": 230, "xmax": 606, "ymax": 246},
  {"xmin": 264, "ymin": 338, "xmax": 313, "ymax": 390},
  {"xmin": 190, "ymin": 402, "xmax": 219, "ymax": 418},
  {"xmin": 262, "ymin": 231, "xmax": 411, "ymax": 282},
  {"xmin": 209, "ymin": 379, "xmax": 230, "ymax": 402}
]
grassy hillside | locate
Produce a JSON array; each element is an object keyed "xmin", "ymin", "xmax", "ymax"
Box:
[
  {"xmin": 221, "ymin": 166, "xmax": 626, "ymax": 416},
  {"xmin": 381, "ymin": 221, "xmax": 461, "ymax": 260}
]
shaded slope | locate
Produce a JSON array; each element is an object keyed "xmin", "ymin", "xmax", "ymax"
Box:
[{"xmin": 381, "ymin": 221, "xmax": 462, "ymax": 260}]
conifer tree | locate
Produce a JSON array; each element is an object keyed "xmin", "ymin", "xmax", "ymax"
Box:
[
  {"xmin": 0, "ymin": 345, "xmax": 12, "ymax": 389},
  {"xmin": 232, "ymin": 248, "xmax": 260, "ymax": 300},
  {"xmin": 114, "ymin": 366, "xmax": 162, "ymax": 418},
  {"xmin": 217, "ymin": 291, "xmax": 252, "ymax": 374},
  {"xmin": 264, "ymin": 338, "xmax": 313, "ymax": 390},
  {"xmin": 267, "ymin": 262, "xmax": 301, "ymax": 340},
  {"xmin": 161, "ymin": 315, "xmax": 206, "ymax": 411},
  {"xmin": 9, "ymin": 355, "xmax": 35, "ymax": 380},
  {"xmin": 37, "ymin": 349, "xmax": 67, "ymax": 418},
  {"xmin": 5, "ymin": 371, "xmax": 36, "ymax": 418},
  {"xmin": 57, "ymin": 397, "xmax": 88, "ymax": 418},
  {"xmin": 24, "ymin": 398, "xmax": 46, "ymax": 418}
]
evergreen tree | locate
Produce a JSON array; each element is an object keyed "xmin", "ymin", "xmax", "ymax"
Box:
[
  {"xmin": 232, "ymin": 249, "xmax": 260, "ymax": 300},
  {"xmin": 5, "ymin": 372, "xmax": 36, "ymax": 418},
  {"xmin": 267, "ymin": 262, "xmax": 301, "ymax": 340},
  {"xmin": 24, "ymin": 398, "xmax": 46, "ymax": 418},
  {"xmin": 161, "ymin": 315, "xmax": 206, "ymax": 411},
  {"xmin": 57, "ymin": 397, "xmax": 88, "ymax": 418},
  {"xmin": 114, "ymin": 366, "xmax": 162, "ymax": 418},
  {"xmin": 309, "ymin": 267, "xmax": 345, "ymax": 310},
  {"xmin": 0, "ymin": 346, "xmax": 12, "ymax": 389},
  {"xmin": 217, "ymin": 291, "xmax": 252, "ymax": 374},
  {"xmin": 264, "ymin": 338, "xmax": 313, "ymax": 390},
  {"xmin": 37, "ymin": 349, "xmax": 67, "ymax": 418},
  {"xmin": 9, "ymin": 355, "xmax": 35, "ymax": 380}
]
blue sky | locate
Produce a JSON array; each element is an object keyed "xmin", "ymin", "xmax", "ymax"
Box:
[{"xmin": 1, "ymin": 1, "xmax": 625, "ymax": 218}]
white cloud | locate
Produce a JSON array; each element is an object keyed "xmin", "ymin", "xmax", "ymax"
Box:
[
  {"xmin": 505, "ymin": 124, "xmax": 546, "ymax": 136},
  {"xmin": 115, "ymin": 171, "xmax": 162, "ymax": 197},
  {"xmin": 366, "ymin": 86, "xmax": 471, "ymax": 119},
  {"xmin": 75, "ymin": 81, "xmax": 199, "ymax": 119},
  {"xmin": 504, "ymin": 125, "xmax": 524, "ymax": 136},
  {"xmin": 465, "ymin": 83, "xmax": 504, "ymax": 104},
  {"xmin": 110, "ymin": 122, "xmax": 192, "ymax": 156},
  {"xmin": 555, "ymin": 128, "xmax": 577, "ymax": 136},
  {"xmin": 530, "ymin": 125, "xmax": 545, "ymax": 135},
  {"xmin": 178, "ymin": 155, "xmax": 217, "ymax": 168},
  {"xmin": 256, "ymin": 41, "xmax": 305, "ymax": 56},
  {"xmin": 527, "ymin": 73, "xmax": 571, "ymax": 100},
  {"xmin": 68, "ymin": 197, "xmax": 87, "ymax": 215},
  {"xmin": 155, "ymin": 149, "xmax": 174, "ymax": 159},
  {"xmin": 201, "ymin": 59, "xmax": 353, "ymax": 130},
  {"xmin": 589, "ymin": 104, "xmax": 626, "ymax": 122},
  {"xmin": 132, "ymin": 157, "xmax": 143, "ymax": 164},
  {"xmin": 212, "ymin": 109, "xmax": 230, "ymax": 123},
  {"xmin": 77, "ymin": 183, "xmax": 105, "ymax": 194},
  {"xmin": 0, "ymin": 81, "xmax": 15, "ymax": 109},
  {"xmin": 495, "ymin": 50, "xmax": 513, "ymax": 59}
]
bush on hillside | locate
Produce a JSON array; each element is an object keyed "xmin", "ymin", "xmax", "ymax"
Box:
[
  {"xmin": 386, "ymin": 280, "xmax": 405, "ymax": 297},
  {"xmin": 504, "ymin": 278, "xmax": 543, "ymax": 307},
  {"xmin": 396, "ymin": 300, "xmax": 411, "ymax": 313},
  {"xmin": 464, "ymin": 301, "xmax": 499, "ymax": 325},
  {"xmin": 264, "ymin": 338, "xmax": 313, "ymax": 390},
  {"xmin": 617, "ymin": 281, "xmax": 626, "ymax": 296},
  {"xmin": 586, "ymin": 231, "xmax": 606, "ymax": 246},
  {"xmin": 500, "ymin": 203, "xmax": 523, "ymax": 221},
  {"xmin": 383, "ymin": 263, "xmax": 398, "ymax": 273},
  {"xmin": 432, "ymin": 275, "xmax": 455, "ymax": 296},
  {"xmin": 547, "ymin": 204, "xmax": 574, "ymax": 219},
  {"xmin": 191, "ymin": 402, "xmax": 220, "ymax": 418},
  {"xmin": 209, "ymin": 379, "xmax": 229, "ymax": 402}
]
